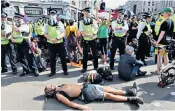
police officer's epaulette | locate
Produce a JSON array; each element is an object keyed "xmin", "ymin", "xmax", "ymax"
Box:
[
  {"xmin": 83, "ymin": 18, "xmax": 93, "ymax": 25},
  {"xmin": 117, "ymin": 20, "xmax": 124, "ymax": 26},
  {"xmin": 140, "ymin": 19, "xmax": 144, "ymax": 22},
  {"xmin": 159, "ymin": 18, "xmax": 162, "ymax": 22}
]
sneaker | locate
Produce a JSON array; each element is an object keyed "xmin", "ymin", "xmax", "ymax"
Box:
[
  {"xmin": 128, "ymin": 97, "xmax": 144, "ymax": 104},
  {"xmin": 126, "ymin": 82, "xmax": 137, "ymax": 96},
  {"xmin": 137, "ymin": 70, "xmax": 147, "ymax": 76},
  {"xmin": 81, "ymin": 69, "xmax": 87, "ymax": 73}
]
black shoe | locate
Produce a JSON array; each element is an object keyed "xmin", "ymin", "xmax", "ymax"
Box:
[
  {"xmin": 128, "ymin": 97, "xmax": 144, "ymax": 104},
  {"xmin": 1, "ymin": 69, "xmax": 8, "ymax": 73},
  {"xmin": 12, "ymin": 70, "xmax": 17, "ymax": 75},
  {"xmin": 126, "ymin": 82, "xmax": 137, "ymax": 96},
  {"xmin": 94, "ymin": 67, "xmax": 98, "ymax": 70},
  {"xmin": 81, "ymin": 69, "xmax": 87, "ymax": 73},
  {"xmin": 38, "ymin": 68, "xmax": 45, "ymax": 73},
  {"xmin": 20, "ymin": 71, "xmax": 28, "ymax": 77},
  {"xmin": 49, "ymin": 72, "xmax": 56, "ymax": 77},
  {"xmin": 137, "ymin": 70, "xmax": 147, "ymax": 76},
  {"xmin": 34, "ymin": 71, "xmax": 39, "ymax": 77},
  {"xmin": 64, "ymin": 71, "xmax": 69, "ymax": 75},
  {"xmin": 110, "ymin": 67, "xmax": 115, "ymax": 70}
]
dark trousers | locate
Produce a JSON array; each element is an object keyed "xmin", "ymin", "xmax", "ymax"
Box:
[
  {"xmin": 16, "ymin": 40, "xmax": 38, "ymax": 73},
  {"xmin": 37, "ymin": 35, "xmax": 47, "ymax": 49},
  {"xmin": 119, "ymin": 65, "xmax": 141, "ymax": 81},
  {"xmin": 136, "ymin": 34, "xmax": 148, "ymax": 63},
  {"xmin": 1, "ymin": 43, "xmax": 17, "ymax": 71},
  {"xmin": 83, "ymin": 39, "xmax": 98, "ymax": 69},
  {"xmin": 110, "ymin": 37, "xmax": 125, "ymax": 68},
  {"xmin": 146, "ymin": 37, "xmax": 151, "ymax": 56},
  {"xmin": 48, "ymin": 42, "xmax": 67, "ymax": 73},
  {"xmin": 99, "ymin": 38, "xmax": 108, "ymax": 55}
]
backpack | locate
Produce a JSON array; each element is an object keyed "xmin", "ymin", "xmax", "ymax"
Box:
[
  {"xmin": 97, "ymin": 67, "xmax": 113, "ymax": 81},
  {"xmin": 67, "ymin": 27, "xmax": 77, "ymax": 47},
  {"xmin": 83, "ymin": 71, "xmax": 103, "ymax": 84}
]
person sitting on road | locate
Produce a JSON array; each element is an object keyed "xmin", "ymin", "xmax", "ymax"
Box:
[
  {"xmin": 44, "ymin": 82, "xmax": 143, "ymax": 110},
  {"xmin": 118, "ymin": 45, "xmax": 147, "ymax": 81}
]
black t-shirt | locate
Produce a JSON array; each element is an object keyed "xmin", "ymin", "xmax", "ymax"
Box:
[
  {"xmin": 129, "ymin": 22, "xmax": 138, "ymax": 37},
  {"xmin": 159, "ymin": 19, "xmax": 174, "ymax": 45}
]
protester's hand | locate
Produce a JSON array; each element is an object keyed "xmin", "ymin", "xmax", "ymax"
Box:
[
  {"xmin": 132, "ymin": 27, "xmax": 136, "ymax": 29},
  {"xmin": 88, "ymin": 34, "xmax": 94, "ymax": 38},
  {"xmin": 156, "ymin": 43, "xmax": 159, "ymax": 47},
  {"xmin": 13, "ymin": 26, "xmax": 20, "ymax": 32},
  {"xmin": 81, "ymin": 105, "xmax": 91, "ymax": 111},
  {"xmin": 11, "ymin": 39, "xmax": 16, "ymax": 43},
  {"xmin": 115, "ymin": 27, "xmax": 122, "ymax": 30},
  {"xmin": 51, "ymin": 39, "xmax": 58, "ymax": 43}
]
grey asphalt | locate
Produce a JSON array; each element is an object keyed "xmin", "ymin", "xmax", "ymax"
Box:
[{"xmin": 1, "ymin": 58, "xmax": 175, "ymax": 110}]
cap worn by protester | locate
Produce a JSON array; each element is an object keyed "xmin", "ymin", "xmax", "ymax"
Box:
[
  {"xmin": 49, "ymin": 9, "xmax": 57, "ymax": 14},
  {"xmin": 161, "ymin": 7, "xmax": 174, "ymax": 14},
  {"xmin": 81, "ymin": 7, "xmax": 91, "ymax": 13},
  {"xmin": 14, "ymin": 13, "xmax": 24, "ymax": 19},
  {"xmin": 1, "ymin": 12, "xmax": 7, "ymax": 18}
]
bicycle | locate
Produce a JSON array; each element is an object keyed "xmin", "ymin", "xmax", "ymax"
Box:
[{"xmin": 155, "ymin": 39, "xmax": 175, "ymax": 88}]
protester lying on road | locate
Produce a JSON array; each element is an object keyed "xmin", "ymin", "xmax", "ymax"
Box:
[{"xmin": 44, "ymin": 82, "xmax": 143, "ymax": 110}]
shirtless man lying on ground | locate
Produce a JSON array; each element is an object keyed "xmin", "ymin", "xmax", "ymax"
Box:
[{"xmin": 44, "ymin": 82, "xmax": 143, "ymax": 111}]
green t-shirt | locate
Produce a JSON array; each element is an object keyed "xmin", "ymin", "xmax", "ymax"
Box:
[{"xmin": 98, "ymin": 23, "xmax": 109, "ymax": 38}]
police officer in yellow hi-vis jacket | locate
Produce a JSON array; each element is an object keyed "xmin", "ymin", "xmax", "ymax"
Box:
[
  {"xmin": 110, "ymin": 9, "xmax": 129, "ymax": 70},
  {"xmin": 34, "ymin": 16, "xmax": 47, "ymax": 49},
  {"xmin": 11, "ymin": 13, "xmax": 39, "ymax": 77},
  {"xmin": 79, "ymin": 7, "xmax": 99, "ymax": 73},
  {"xmin": 44, "ymin": 9, "xmax": 68, "ymax": 77},
  {"xmin": 1, "ymin": 12, "xmax": 17, "ymax": 74},
  {"xmin": 136, "ymin": 12, "xmax": 152, "ymax": 66}
]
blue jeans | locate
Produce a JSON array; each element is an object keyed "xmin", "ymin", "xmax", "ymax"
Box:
[
  {"xmin": 119, "ymin": 65, "xmax": 141, "ymax": 81},
  {"xmin": 130, "ymin": 65, "xmax": 141, "ymax": 78}
]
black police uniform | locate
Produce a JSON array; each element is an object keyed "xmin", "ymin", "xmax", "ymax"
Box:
[{"xmin": 13, "ymin": 13, "xmax": 39, "ymax": 77}]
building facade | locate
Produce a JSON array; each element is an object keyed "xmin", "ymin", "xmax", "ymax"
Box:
[
  {"xmin": 123, "ymin": 0, "xmax": 175, "ymax": 14},
  {"xmin": 6, "ymin": 0, "xmax": 90, "ymax": 22}
]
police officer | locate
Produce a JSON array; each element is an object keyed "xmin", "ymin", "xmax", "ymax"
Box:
[
  {"xmin": 1, "ymin": 12, "xmax": 17, "ymax": 74},
  {"xmin": 79, "ymin": 7, "xmax": 99, "ymax": 73},
  {"xmin": 110, "ymin": 9, "xmax": 129, "ymax": 70},
  {"xmin": 34, "ymin": 16, "xmax": 47, "ymax": 49},
  {"xmin": 136, "ymin": 12, "xmax": 152, "ymax": 66},
  {"xmin": 11, "ymin": 13, "xmax": 39, "ymax": 77},
  {"xmin": 44, "ymin": 9, "xmax": 68, "ymax": 77}
]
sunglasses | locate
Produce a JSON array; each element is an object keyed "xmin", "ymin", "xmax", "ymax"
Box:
[{"xmin": 103, "ymin": 19, "xmax": 107, "ymax": 20}]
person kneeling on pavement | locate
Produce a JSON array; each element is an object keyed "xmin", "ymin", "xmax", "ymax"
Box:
[
  {"xmin": 44, "ymin": 82, "xmax": 143, "ymax": 110},
  {"xmin": 118, "ymin": 45, "xmax": 147, "ymax": 81}
]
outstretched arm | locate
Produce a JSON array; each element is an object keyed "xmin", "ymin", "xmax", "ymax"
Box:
[{"xmin": 56, "ymin": 93, "xmax": 91, "ymax": 111}]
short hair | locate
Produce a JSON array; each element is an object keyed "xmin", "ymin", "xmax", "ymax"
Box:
[{"xmin": 125, "ymin": 45, "xmax": 134, "ymax": 54}]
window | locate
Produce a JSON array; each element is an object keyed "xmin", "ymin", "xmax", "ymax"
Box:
[
  {"xmin": 148, "ymin": 8, "xmax": 150, "ymax": 12},
  {"xmin": 148, "ymin": 2, "xmax": 150, "ymax": 6},
  {"xmin": 143, "ymin": 8, "xmax": 145, "ymax": 12},
  {"xmin": 152, "ymin": 2, "xmax": 154, "ymax": 6}
]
